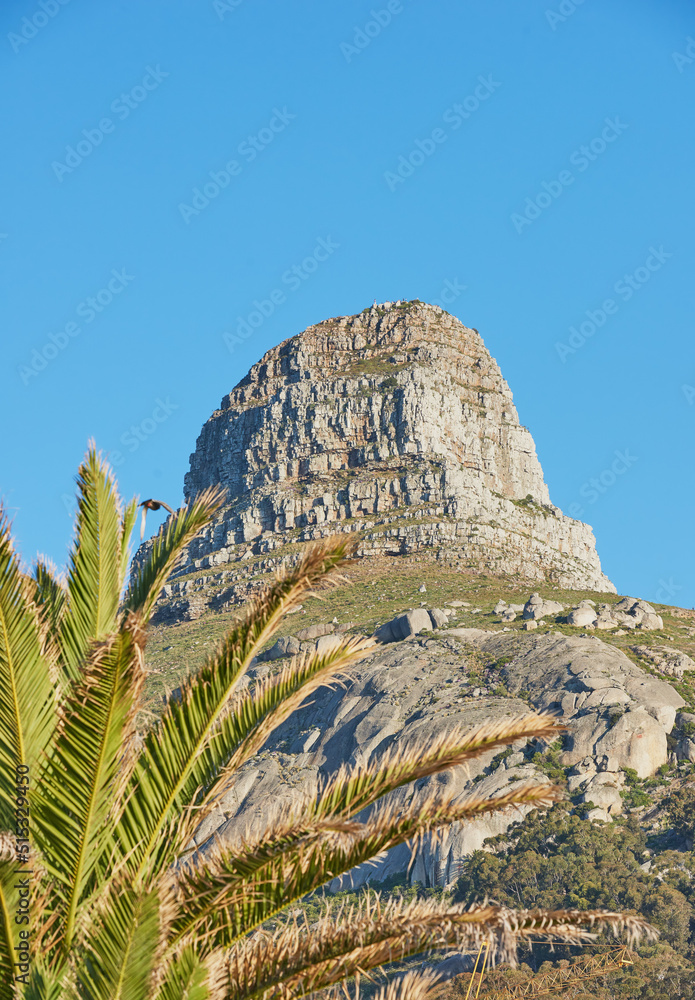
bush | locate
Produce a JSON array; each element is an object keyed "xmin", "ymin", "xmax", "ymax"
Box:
[{"xmin": 666, "ymin": 783, "xmax": 695, "ymax": 838}]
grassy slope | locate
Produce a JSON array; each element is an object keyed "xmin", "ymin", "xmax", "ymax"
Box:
[{"xmin": 143, "ymin": 557, "xmax": 695, "ymax": 717}]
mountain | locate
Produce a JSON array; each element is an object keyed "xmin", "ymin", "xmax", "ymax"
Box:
[
  {"xmin": 160, "ymin": 300, "xmax": 613, "ymax": 624},
  {"xmin": 138, "ymin": 302, "xmax": 695, "ymax": 990}
]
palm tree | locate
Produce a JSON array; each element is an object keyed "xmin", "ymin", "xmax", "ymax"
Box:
[{"xmin": 0, "ymin": 448, "xmax": 652, "ymax": 1000}]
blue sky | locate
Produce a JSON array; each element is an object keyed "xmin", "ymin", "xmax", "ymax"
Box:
[{"xmin": 1, "ymin": 0, "xmax": 694, "ymax": 607}]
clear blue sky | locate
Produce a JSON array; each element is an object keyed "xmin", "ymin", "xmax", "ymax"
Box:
[{"xmin": 1, "ymin": 0, "xmax": 694, "ymax": 607}]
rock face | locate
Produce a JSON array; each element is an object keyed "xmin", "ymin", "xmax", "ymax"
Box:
[
  {"xmin": 191, "ymin": 627, "xmax": 683, "ymax": 881},
  {"xmin": 173, "ymin": 302, "xmax": 614, "ymax": 593}
]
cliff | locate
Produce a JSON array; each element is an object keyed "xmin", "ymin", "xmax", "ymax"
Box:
[{"xmin": 173, "ymin": 301, "xmax": 613, "ymax": 597}]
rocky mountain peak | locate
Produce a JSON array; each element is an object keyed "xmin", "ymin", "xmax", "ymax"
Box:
[{"xmin": 176, "ymin": 301, "xmax": 614, "ymax": 594}]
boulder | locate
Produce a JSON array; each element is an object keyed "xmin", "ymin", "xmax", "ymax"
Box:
[
  {"xmin": 262, "ymin": 635, "xmax": 301, "ymax": 661},
  {"xmin": 640, "ymin": 612, "xmax": 664, "ymax": 631},
  {"xmin": 622, "ymin": 674, "xmax": 683, "ymax": 731},
  {"xmin": 678, "ymin": 738, "xmax": 695, "ymax": 762},
  {"xmin": 374, "ymin": 621, "xmax": 397, "ymax": 643},
  {"xmin": 315, "ymin": 635, "xmax": 342, "ymax": 657},
  {"xmin": 500, "ymin": 609, "xmax": 517, "ymax": 622},
  {"xmin": 429, "ymin": 609, "xmax": 449, "ymax": 629},
  {"xmin": 296, "ymin": 623, "xmax": 335, "ymax": 641},
  {"xmin": 580, "ymin": 772, "xmax": 624, "ymax": 819},
  {"xmin": 613, "ymin": 598, "xmax": 663, "ymax": 631},
  {"xmin": 523, "ymin": 594, "xmax": 564, "ymax": 620},
  {"xmin": 594, "ymin": 708, "xmax": 667, "ymax": 778},
  {"xmin": 595, "ymin": 615, "xmax": 619, "ymax": 630},
  {"xmin": 567, "ymin": 607, "xmax": 598, "ymax": 627},
  {"xmin": 377, "ymin": 608, "xmax": 434, "ymax": 643},
  {"xmin": 494, "ymin": 600, "xmax": 507, "ymax": 614}
]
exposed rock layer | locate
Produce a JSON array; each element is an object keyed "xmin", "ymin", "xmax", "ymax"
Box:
[
  {"xmin": 176, "ymin": 302, "xmax": 614, "ymax": 592},
  {"xmin": 193, "ymin": 627, "xmax": 683, "ymax": 886}
]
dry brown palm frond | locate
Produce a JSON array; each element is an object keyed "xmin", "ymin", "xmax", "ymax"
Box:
[
  {"xmin": 222, "ymin": 895, "xmax": 655, "ymax": 1000},
  {"xmin": 315, "ymin": 713, "xmax": 565, "ymax": 822},
  {"xmin": 324, "ymin": 968, "xmax": 446, "ymax": 1000},
  {"xmin": 169, "ymin": 781, "xmax": 563, "ymax": 958}
]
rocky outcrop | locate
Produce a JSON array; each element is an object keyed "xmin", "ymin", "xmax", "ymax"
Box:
[
  {"xmin": 165, "ymin": 302, "xmax": 614, "ymax": 596},
  {"xmin": 489, "ymin": 631, "xmax": 684, "ymax": 780},
  {"xmin": 191, "ymin": 626, "xmax": 683, "ymax": 880},
  {"xmin": 631, "ymin": 645, "xmax": 695, "ymax": 679}
]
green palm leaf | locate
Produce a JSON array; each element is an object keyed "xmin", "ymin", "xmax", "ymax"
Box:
[
  {"xmin": 60, "ymin": 448, "xmax": 126, "ymax": 681},
  {"xmin": 0, "ymin": 510, "xmax": 55, "ymax": 827},
  {"xmin": 119, "ymin": 499, "xmax": 140, "ymax": 588},
  {"xmin": 152, "ymin": 945, "xmax": 213, "ymax": 1000},
  {"xmin": 78, "ymin": 884, "xmax": 161, "ymax": 1000},
  {"xmin": 112, "ymin": 540, "xmax": 366, "ymax": 880},
  {"xmin": 32, "ymin": 621, "xmax": 146, "ymax": 955},
  {"xmin": 32, "ymin": 558, "xmax": 67, "ymax": 640}
]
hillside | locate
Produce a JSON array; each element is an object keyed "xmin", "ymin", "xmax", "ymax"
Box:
[
  {"xmin": 141, "ymin": 564, "xmax": 695, "ymax": 995},
  {"xmin": 136, "ymin": 302, "xmax": 695, "ymax": 994}
]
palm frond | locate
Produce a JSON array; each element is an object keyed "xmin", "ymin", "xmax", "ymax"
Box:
[
  {"xmin": 122, "ymin": 487, "xmax": 225, "ymax": 624},
  {"xmin": 111, "ymin": 539, "xmax": 369, "ymax": 880},
  {"xmin": 0, "ymin": 844, "xmax": 22, "ymax": 1000},
  {"xmin": 32, "ymin": 557, "xmax": 67, "ymax": 639},
  {"xmin": 180, "ymin": 635, "xmax": 375, "ymax": 852},
  {"xmin": 0, "ymin": 509, "xmax": 56, "ymax": 826},
  {"xmin": 32, "ymin": 619, "xmax": 146, "ymax": 955},
  {"xmin": 151, "ymin": 944, "xmax": 214, "ymax": 1000},
  {"xmin": 119, "ymin": 498, "xmax": 140, "ymax": 587},
  {"xmin": 77, "ymin": 885, "xmax": 161, "ymax": 1000},
  {"xmin": 222, "ymin": 896, "xmax": 654, "ymax": 1000},
  {"xmin": 325, "ymin": 969, "xmax": 445, "ymax": 1000},
  {"xmin": 315, "ymin": 714, "xmax": 563, "ymax": 822},
  {"xmin": 170, "ymin": 781, "xmax": 560, "ymax": 954},
  {"xmin": 60, "ymin": 447, "xmax": 127, "ymax": 681}
]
